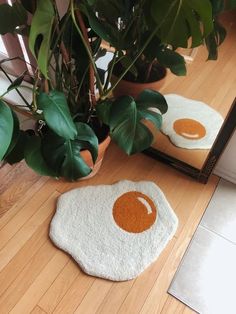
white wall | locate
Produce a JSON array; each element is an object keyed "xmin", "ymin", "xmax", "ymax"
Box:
[{"xmin": 214, "ymin": 130, "xmax": 236, "ymax": 184}]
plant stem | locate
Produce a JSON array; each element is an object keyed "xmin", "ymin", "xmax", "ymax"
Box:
[
  {"xmin": 48, "ymin": 12, "xmax": 71, "ymax": 65},
  {"xmin": 104, "ymin": 50, "xmax": 117, "ymax": 90},
  {"xmin": 75, "ymin": 9, "xmax": 96, "ymax": 107},
  {"xmin": 103, "ymin": 0, "xmax": 178, "ymax": 98},
  {"xmin": 70, "ymin": 0, "xmax": 104, "ymax": 96},
  {"xmin": 0, "ymin": 66, "xmax": 31, "ymax": 108},
  {"xmin": 0, "ymin": 56, "xmax": 36, "ymax": 71},
  {"xmin": 144, "ymin": 59, "xmax": 155, "ymax": 83}
]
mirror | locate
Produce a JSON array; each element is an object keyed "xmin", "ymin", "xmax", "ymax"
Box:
[{"xmin": 144, "ymin": 11, "xmax": 236, "ymax": 183}]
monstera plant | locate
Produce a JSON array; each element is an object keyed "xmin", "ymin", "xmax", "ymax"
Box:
[
  {"xmin": 81, "ymin": 0, "xmax": 234, "ymax": 86},
  {"xmin": 0, "ymin": 0, "xmax": 234, "ymax": 181}
]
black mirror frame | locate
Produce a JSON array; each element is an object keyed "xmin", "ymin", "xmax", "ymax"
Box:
[{"xmin": 144, "ymin": 98, "xmax": 236, "ymax": 184}]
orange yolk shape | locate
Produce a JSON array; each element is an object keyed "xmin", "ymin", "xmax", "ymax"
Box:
[
  {"xmin": 173, "ymin": 118, "xmax": 206, "ymax": 140},
  {"xmin": 112, "ymin": 191, "xmax": 157, "ymax": 233}
]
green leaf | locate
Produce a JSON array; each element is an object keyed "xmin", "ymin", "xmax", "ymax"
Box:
[
  {"xmin": 5, "ymin": 131, "xmax": 27, "ymax": 165},
  {"xmin": 151, "ymin": 0, "xmax": 213, "ymax": 48},
  {"xmin": 24, "ymin": 135, "xmax": 56, "ymax": 177},
  {"xmin": 3, "ymin": 111, "xmax": 20, "ymax": 158},
  {"xmin": 81, "ymin": 5, "xmax": 118, "ymax": 47},
  {"xmin": 137, "ymin": 89, "xmax": 168, "ymax": 114},
  {"xmin": 0, "ymin": 2, "xmax": 28, "ymax": 35},
  {"xmin": 156, "ymin": 48, "xmax": 186, "ymax": 76},
  {"xmin": 205, "ymin": 20, "xmax": 226, "ymax": 60},
  {"xmin": 108, "ymin": 96, "xmax": 153, "ymax": 155},
  {"xmin": 75, "ymin": 122, "xmax": 98, "ymax": 164},
  {"xmin": 0, "ymin": 100, "xmax": 14, "ymax": 160},
  {"xmin": 37, "ymin": 91, "xmax": 77, "ymax": 140},
  {"xmin": 60, "ymin": 140, "xmax": 92, "ymax": 180},
  {"xmin": 96, "ymin": 100, "xmax": 113, "ymax": 125},
  {"xmin": 42, "ymin": 123, "xmax": 98, "ymax": 181},
  {"xmin": 29, "ymin": 0, "xmax": 55, "ymax": 78},
  {"xmin": 7, "ymin": 71, "xmax": 27, "ymax": 92},
  {"xmin": 100, "ymin": 90, "xmax": 167, "ymax": 155}
]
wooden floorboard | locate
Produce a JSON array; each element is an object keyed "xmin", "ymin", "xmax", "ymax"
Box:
[{"xmin": 0, "ymin": 143, "xmax": 219, "ymax": 313}]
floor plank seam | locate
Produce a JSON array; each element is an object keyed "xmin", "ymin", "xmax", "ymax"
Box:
[
  {"xmin": 7, "ymin": 251, "xmax": 58, "ymax": 313},
  {"xmin": 0, "ymin": 235, "xmax": 50, "ymax": 299},
  {"xmin": 37, "ymin": 259, "xmax": 72, "ymax": 312}
]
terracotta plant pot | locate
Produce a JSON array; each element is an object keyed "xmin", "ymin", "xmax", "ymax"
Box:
[
  {"xmin": 111, "ymin": 68, "xmax": 167, "ymax": 99},
  {"xmin": 80, "ymin": 135, "xmax": 111, "ymax": 180}
]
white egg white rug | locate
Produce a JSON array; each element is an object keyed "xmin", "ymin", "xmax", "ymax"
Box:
[
  {"xmin": 162, "ymin": 94, "xmax": 224, "ymax": 149},
  {"xmin": 50, "ymin": 180, "xmax": 178, "ymax": 281}
]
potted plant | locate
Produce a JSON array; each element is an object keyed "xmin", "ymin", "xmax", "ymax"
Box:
[
  {"xmin": 0, "ymin": 0, "xmax": 233, "ymax": 181},
  {"xmin": 0, "ymin": 0, "xmax": 169, "ymax": 181},
  {"xmin": 81, "ymin": 0, "xmax": 232, "ymax": 98}
]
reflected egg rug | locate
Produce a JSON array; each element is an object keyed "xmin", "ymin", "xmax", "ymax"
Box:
[{"xmin": 162, "ymin": 94, "xmax": 224, "ymax": 150}]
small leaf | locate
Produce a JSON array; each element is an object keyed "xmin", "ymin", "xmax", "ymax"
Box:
[
  {"xmin": 205, "ymin": 20, "xmax": 226, "ymax": 60},
  {"xmin": 37, "ymin": 90, "xmax": 77, "ymax": 140},
  {"xmin": 0, "ymin": 100, "xmax": 14, "ymax": 160},
  {"xmin": 24, "ymin": 135, "xmax": 56, "ymax": 177},
  {"xmin": 29, "ymin": 0, "xmax": 55, "ymax": 78},
  {"xmin": 7, "ymin": 71, "xmax": 27, "ymax": 92},
  {"xmin": 156, "ymin": 48, "xmax": 186, "ymax": 76},
  {"xmin": 81, "ymin": 5, "xmax": 117, "ymax": 47}
]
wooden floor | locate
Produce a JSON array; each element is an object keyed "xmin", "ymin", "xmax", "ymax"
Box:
[{"xmin": 0, "ymin": 142, "xmax": 219, "ymax": 314}]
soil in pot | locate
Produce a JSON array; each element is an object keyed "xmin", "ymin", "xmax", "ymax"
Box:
[{"xmin": 112, "ymin": 61, "xmax": 167, "ymax": 99}]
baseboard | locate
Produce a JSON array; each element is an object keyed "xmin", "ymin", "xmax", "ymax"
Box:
[{"xmin": 214, "ymin": 167, "xmax": 236, "ymax": 184}]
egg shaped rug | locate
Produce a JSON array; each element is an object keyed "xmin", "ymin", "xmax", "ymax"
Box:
[
  {"xmin": 50, "ymin": 180, "xmax": 178, "ymax": 281},
  {"xmin": 161, "ymin": 94, "xmax": 224, "ymax": 149}
]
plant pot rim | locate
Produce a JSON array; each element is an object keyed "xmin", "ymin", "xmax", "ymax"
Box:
[
  {"xmin": 112, "ymin": 63, "xmax": 167, "ymax": 85},
  {"xmin": 112, "ymin": 74, "xmax": 166, "ymax": 86}
]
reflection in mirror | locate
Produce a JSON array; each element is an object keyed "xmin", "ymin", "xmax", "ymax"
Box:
[{"xmin": 149, "ymin": 11, "xmax": 236, "ymax": 173}]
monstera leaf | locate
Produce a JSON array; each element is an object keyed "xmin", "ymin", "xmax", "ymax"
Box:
[
  {"xmin": 0, "ymin": 100, "xmax": 14, "ymax": 160},
  {"xmin": 42, "ymin": 122, "xmax": 99, "ymax": 181},
  {"xmin": 156, "ymin": 47, "xmax": 186, "ymax": 76},
  {"xmin": 205, "ymin": 20, "xmax": 226, "ymax": 60},
  {"xmin": 24, "ymin": 135, "xmax": 56, "ymax": 177},
  {"xmin": 29, "ymin": 0, "xmax": 55, "ymax": 78},
  {"xmin": 37, "ymin": 90, "xmax": 78, "ymax": 141},
  {"xmin": 97, "ymin": 89, "xmax": 167, "ymax": 155},
  {"xmin": 151, "ymin": 0, "xmax": 213, "ymax": 47}
]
